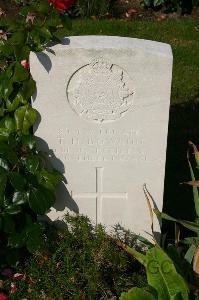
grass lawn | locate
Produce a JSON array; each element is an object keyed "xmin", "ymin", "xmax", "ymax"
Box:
[{"xmin": 66, "ymin": 19, "xmax": 199, "ymax": 105}]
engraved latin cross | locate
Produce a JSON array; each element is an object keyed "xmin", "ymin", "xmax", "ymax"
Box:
[{"xmin": 71, "ymin": 167, "xmax": 128, "ymax": 223}]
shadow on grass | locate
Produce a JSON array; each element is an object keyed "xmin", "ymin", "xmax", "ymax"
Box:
[{"xmin": 163, "ymin": 101, "xmax": 199, "ymax": 239}]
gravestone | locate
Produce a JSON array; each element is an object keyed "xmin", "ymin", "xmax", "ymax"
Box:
[{"xmin": 30, "ymin": 36, "xmax": 173, "ymax": 238}]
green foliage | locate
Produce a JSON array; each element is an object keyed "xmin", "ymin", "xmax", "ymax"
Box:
[
  {"xmin": 118, "ymin": 143, "xmax": 199, "ymax": 300},
  {"xmin": 10, "ymin": 215, "xmax": 146, "ymax": 299},
  {"xmin": 166, "ymin": 0, "xmax": 199, "ymax": 14},
  {"xmin": 141, "ymin": 0, "xmax": 199, "ymax": 13},
  {"xmin": 120, "ymin": 287, "xmax": 156, "ymax": 300},
  {"xmin": 186, "ymin": 142, "xmax": 199, "ymax": 219},
  {"xmin": 141, "ymin": 0, "xmax": 164, "ymax": 7},
  {"xmin": 75, "ymin": 0, "xmax": 112, "ymax": 17},
  {"xmin": 154, "ymin": 141, "xmax": 199, "ymax": 268},
  {"xmin": 138, "ymin": 141, "xmax": 199, "ymax": 298},
  {"xmin": 118, "ymin": 243, "xmax": 189, "ymax": 300},
  {"xmin": 155, "ymin": 210, "xmax": 199, "ymax": 234},
  {"xmin": 0, "ymin": 133, "xmax": 63, "ymax": 267},
  {"xmin": 0, "ymin": 0, "xmax": 72, "ymax": 267}
]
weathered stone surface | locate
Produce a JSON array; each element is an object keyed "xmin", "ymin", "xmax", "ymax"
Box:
[{"xmin": 30, "ymin": 36, "xmax": 173, "ymax": 238}]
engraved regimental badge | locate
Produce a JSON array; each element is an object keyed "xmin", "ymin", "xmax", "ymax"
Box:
[{"xmin": 67, "ymin": 57, "xmax": 134, "ymax": 122}]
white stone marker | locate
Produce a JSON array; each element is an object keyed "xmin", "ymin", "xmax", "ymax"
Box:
[{"xmin": 30, "ymin": 36, "xmax": 173, "ymax": 238}]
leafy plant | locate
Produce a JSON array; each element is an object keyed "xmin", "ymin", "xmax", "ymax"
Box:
[
  {"xmin": 155, "ymin": 142, "xmax": 199, "ymax": 264},
  {"xmin": 3, "ymin": 214, "xmax": 146, "ymax": 299},
  {"xmin": 118, "ymin": 241, "xmax": 189, "ymax": 300},
  {"xmin": 74, "ymin": 0, "xmax": 112, "ymax": 17},
  {"xmin": 0, "ymin": 133, "xmax": 63, "ymax": 264},
  {"xmin": 138, "ymin": 141, "xmax": 199, "ymax": 298},
  {"xmin": 118, "ymin": 148, "xmax": 199, "ymax": 300},
  {"xmin": 0, "ymin": 0, "xmax": 73, "ymax": 268}
]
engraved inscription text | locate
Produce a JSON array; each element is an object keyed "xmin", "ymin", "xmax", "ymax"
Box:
[{"xmin": 55, "ymin": 128, "xmax": 146, "ymax": 162}]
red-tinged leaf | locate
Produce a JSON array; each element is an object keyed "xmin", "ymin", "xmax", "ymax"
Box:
[
  {"xmin": 189, "ymin": 141, "xmax": 199, "ymax": 169},
  {"xmin": 182, "ymin": 180, "xmax": 199, "ymax": 187},
  {"xmin": 193, "ymin": 246, "xmax": 199, "ymax": 276}
]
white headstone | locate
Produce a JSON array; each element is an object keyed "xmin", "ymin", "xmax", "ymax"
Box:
[{"xmin": 30, "ymin": 36, "xmax": 173, "ymax": 238}]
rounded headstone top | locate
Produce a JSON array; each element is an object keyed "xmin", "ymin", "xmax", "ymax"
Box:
[{"xmin": 56, "ymin": 36, "xmax": 172, "ymax": 57}]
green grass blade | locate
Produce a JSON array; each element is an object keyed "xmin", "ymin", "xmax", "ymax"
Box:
[
  {"xmin": 187, "ymin": 150, "xmax": 199, "ymax": 218},
  {"xmin": 184, "ymin": 244, "xmax": 196, "ymax": 264},
  {"xmin": 154, "ymin": 210, "xmax": 199, "ymax": 234}
]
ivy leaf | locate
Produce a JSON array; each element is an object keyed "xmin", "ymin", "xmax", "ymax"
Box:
[
  {"xmin": 5, "ymin": 64, "xmax": 14, "ymax": 79},
  {"xmin": 6, "ymin": 249, "xmax": 21, "ymax": 267},
  {"xmin": 3, "ymin": 214, "xmax": 15, "ymax": 233},
  {"xmin": 29, "ymin": 31, "xmax": 42, "ymax": 50},
  {"xmin": 5, "ymin": 204, "xmax": 21, "ymax": 215},
  {"xmin": 26, "ymin": 233, "xmax": 45, "ymax": 253},
  {"xmin": 26, "ymin": 173, "xmax": 38, "ymax": 186},
  {"xmin": 0, "ymin": 172, "xmax": 8, "ymax": 205},
  {"xmin": 31, "ymin": 25, "xmax": 51, "ymax": 49},
  {"xmin": 14, "ymin": 104, "xmax": 39, "ymax": 134},
  {"xmin": 0, "ymin": 141, "xmax": 18, "ymax": 164},
  {"xmin": 21, "ymin": 79, "xmax": 36, "ymax": 99},
  {"xmin": 8, "ymin": 231, "xmax": 26, "ymax": 248},
  {"xmin": 3, "ymin": 117, "xmax": 16, "ymax": 132},
  {"xmin": 0, "ymin": 43, "xmax": 14, "ymax": 59},
  {"xmin": 6, "ymin": 94, "xmax": 21, "ymax": 112},
  {"xmin": 21, "ymin": 135, "xmax": 36, "ymax": 150},
  {"xmin": 28, "ymin": 186, "xmax": 55, "ymax": 215},
  {"xmin": 35, "ymin": 2, "xmax": 50, "ymax": 13},
  {"xmin": 0, "ymin": 119, "xmax": 17, "ymax": 146},
  {"xmin": 23, "ymin": 154, "xmax": 40, "ymax": 174},
  {"xmin": 13, "ymin": 191, "xmax": 28, "ymax": 205},
  {"xmin": 0, "ymin": 158, "xmax": 9, "ymax": 170},
  {"xmin": 0, "ymin": 129, "xmax": 10, "ymax": 141},
  {"xmin": 13, "ymin": 62, "xmax": 29, "ymax": 82},
  {"xmin": 0, "ymin": 79, "xmax": 13, "ymax": 98},
  {"xmin": 26, "ymin": 222, "xmax": 45, "ymax": 254},
  {"xmin": 0, "ymin": 116, "xmax": 16, "ymax": 133},
  {"xmin": 36, "ymin": 169, "xmax": 63, "ymax": 190},
  {"xmin": 37, "ymin": 27, "xmax": 52, "ymax": 40},
  {"xmin": 9, "ymin": 31, "xmax": 26, "ymax": 45},
  {"xmin": 13, "ymin": 45, "xmax": 30, "ymax": 61},
  {"xmin": 0, "ymin": 107, "xmax": 4, "ymax": 117},
  {"xmin": 9, "ymin": 172, "xmax": 26, "ymax": 191}
]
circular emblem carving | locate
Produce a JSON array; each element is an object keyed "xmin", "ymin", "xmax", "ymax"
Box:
[{"xmin": 67, "ymin": 57, "xmax": 134, "ymax": 122}]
